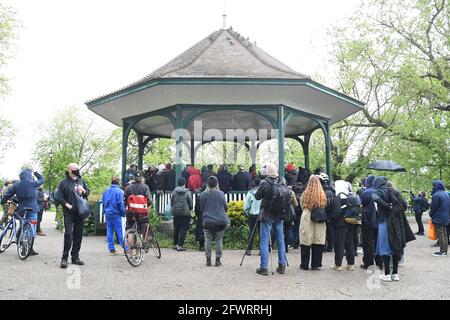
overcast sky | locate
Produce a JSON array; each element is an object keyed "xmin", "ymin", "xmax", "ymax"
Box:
[{"xmin": 0, "ymin": 0, "xmax": 361, "ymax": 179}]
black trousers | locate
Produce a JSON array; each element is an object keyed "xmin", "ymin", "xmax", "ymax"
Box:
[
  {"xmin": 325, "ymin": 221, "xmax": 334, "ymax": 251},
  {"xmin": 300, "ymin": 244, "xmax": 324, "ymax": 269},
  {"xmin": 361, "ymin": 224, "xmax": 383, "ymax": 267},
  {"xmin": 383, "ymin": 255, "xmax": 399, "ymax": 275},
  {"xmin": 37, "ymin": 210, "xmax": 44, "ymax": 233},
  {"xmin": 414, "ymin": 211, "xmax": 424, "ymax": 234},
  {"xmin": 62, "ymin": 213, "xmax": 84, "ymax": 260},
  {"xmin": 173, "ymin": 215, "xmax": 190, "ymax": 247},
  {"xmin": 333, "ymin": 225, "xmax": 355, "ymax": 266},
  {"xmin": 246, "ymin": 215, "xmax": 259, "ymax": 251}
]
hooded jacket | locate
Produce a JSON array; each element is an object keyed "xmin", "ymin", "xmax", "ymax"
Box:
[
  {"xmin": 429, "ymin": 180, "xmax": 450, "ymax": 226},
  {"xmin": 102, "ymin": 184, "xmax": 126, "ymax": 218},
  {"xmin": 171, "ymin": 186, "xmax": 193, "ymax": 217},
  {"xmin": 361, "ymin": 175, "xmax": 377, "ymax": 228},
  {"xmin": 232, "ymin": 171, "xmax": 251, "ymax": 191},
  {"xmin": 371, "ymin": 177, "xmax": 390, "ymax": 222},
  {"xmin": 409, "ymin": 192, "xmax": 429, "ymax": 213},
  {"xmin": 1, "ymin": 170, "xmax": 45, "ymax": 216},
  {"xmin": 217, "ymin": 170, "xmax": 232, "ymax": 193}
]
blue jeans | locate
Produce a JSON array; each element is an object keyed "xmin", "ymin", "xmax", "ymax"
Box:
[
  {"xmin": 18, "ymin": 212, "xmax": 37, "ymax": 238},
  {"xmin": 260, "ymin": 220, "xmax": 286, "ymax": 269},
  {"xmin": 106, "ymin": 215, "xmax": 125, "ymax": 251}
]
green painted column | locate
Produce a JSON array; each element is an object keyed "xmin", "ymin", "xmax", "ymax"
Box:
[
  {"xmin": 175, "ymin": 107, "xmax": 184, "ymax": 183},
  {"xmin": 304, "ymin": 132, "xmax": 311, "ymax": 171},
  {"xmin": 121, "ymin": 120, "xmax": 132, "ymax": 186},
  {"xmin": 190, "ymin": 137, "xmax": 195, "ymax": 166},
  {"xmin": 324, "ymin": 121, "xmax": 332, "ymax": 179},
  {"xmin": 137, "ymin": 132, "xmax": 144, "ymax": 170},
  {"xmin": 277, "ymin": 106, "xmax": 285, "ymax": 178}
]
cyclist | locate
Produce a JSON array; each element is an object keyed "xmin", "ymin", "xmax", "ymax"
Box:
[
  {"xmin": 1, "ymin": 167, "xmax": 44, "ymax": 256},
  {"xmin": 124, "ymin": 170, "xmax": 152, "ymax": 250}
]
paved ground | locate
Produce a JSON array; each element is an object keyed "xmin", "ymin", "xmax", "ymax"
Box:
[{"xmin": 0, "ymin": 212, "xmax": 448, "ymax": 300}]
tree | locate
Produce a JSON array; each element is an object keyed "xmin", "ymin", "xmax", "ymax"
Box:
[
  {"xmin": 33, "ymin": 106, "xmax": 121, "ymax": 196},
  {"xmin": 324, "ymin": 0, "xmax": 449, "ymax": 189}
]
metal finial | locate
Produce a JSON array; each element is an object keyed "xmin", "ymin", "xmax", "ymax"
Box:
[{"xmin": 222, "ymin": 0, "xmax": 227, "ymax": 28}]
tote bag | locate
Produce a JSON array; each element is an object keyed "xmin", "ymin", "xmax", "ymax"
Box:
[{"xmin": 427, "ymin": 221, "xmax": 437, "ymax": 241}]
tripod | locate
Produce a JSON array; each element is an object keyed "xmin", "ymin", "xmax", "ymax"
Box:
[{"xmin": 239, "ymin": 215, "xmax": 289, "ymax": 272}]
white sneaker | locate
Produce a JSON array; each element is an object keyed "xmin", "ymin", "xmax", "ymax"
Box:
[
  {"xmin": 331, "ymin": 265, "xmax": 343, "ymax": 271},
  {"xmin": 379, "ymin": 274, "xmax": 392, "ymax": 282},
  {"xmin": 357, "ymin": 248, "xmax": 363, "ymax": 255},
  {"xmin": 391, "ymin": 274, "xmax": 400, "ymax": 281},
  {"xmin": 346, "ymin": 265, "xmax": 355, "ymax": 271}
]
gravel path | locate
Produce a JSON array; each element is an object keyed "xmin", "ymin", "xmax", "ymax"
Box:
[{"xmin": 0, "ymin": 212, "xmax": 447, "ymax": 300}]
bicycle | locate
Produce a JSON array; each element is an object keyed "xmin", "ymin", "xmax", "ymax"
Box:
[
  {"xmin": 0, "ymin": 202, "xmax": 37, "ymax": 260},
  {"xmin": 124, "ymin": 213, "xmax": 161, "ymax": 267}
]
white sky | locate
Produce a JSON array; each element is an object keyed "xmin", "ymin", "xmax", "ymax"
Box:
[{"xmin": 0, "ymin": 0, "xmax": 361, "ymax": 179}]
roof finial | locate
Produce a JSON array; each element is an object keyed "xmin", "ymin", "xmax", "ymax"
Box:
[{"xmin": 222, "ymin": 0, "xmax": 227, "ymax": 29}]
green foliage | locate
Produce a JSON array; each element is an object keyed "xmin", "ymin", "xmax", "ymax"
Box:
[
  {"xmin": 33, "ymin": 106, "xmax": 121, "ymax": 196},
  {"xmin": 322, "ymin": 0, "xmax": 449, "ymax": 190},
  {"xmin": 0, "ymin": 3, "xmax": 20, "ymax": 96}
]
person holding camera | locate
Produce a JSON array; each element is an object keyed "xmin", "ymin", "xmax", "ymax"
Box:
[{"xmin": 409, "ymin": 190, "xmax": 429, "ymax": 236}]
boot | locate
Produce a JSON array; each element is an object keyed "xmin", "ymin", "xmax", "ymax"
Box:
[
  {"xmin": 256, "ymin": 268, "xmax": 269, "ymax": 276},
  {"xmin": 29, "ymin": 249, "xmax": 39, "ymax": 256},
  {"xmin": 215, "ymin": 257, "xmax": 222, "ymax": 267},
  {"xmin": 206, "ymin": 257, "xmax": 211, "ymax": 267},
  {"xmin": 276, "ymin": 264, "xmax": 286, "ymax": 274}
]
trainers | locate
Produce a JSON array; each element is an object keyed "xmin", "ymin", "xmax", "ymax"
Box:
[
  {"xmin": 379, "ymin": 274, "xmax": 392, "ymax": 282},
  {"xmin": 346, "ymin": 265, "xmax": 355, "ymax": 271},
  {"xmin": 391, "ymin": 274, "xmax": 400, "ymax": 281},
  {"xmin": 331, "ymin": 265, "xmax": 343, "ymax": 271},
  {"xmin": 256, "ymin": 268, "xmax": 269, "ymax": 276},
  {"xmin": 276, "ymin": 264, "xmax": 286, "ymax": 274},
  {"xmin": 109, "ymin": 250, "xmax": 117, "ymax": 256},
  {"xmin": 176, "ymin": 246, "xmax": 186, "ymax": 252},
  {"xmin": 432, "ymin": 252, "xmax": 448, "ymax": 257},
  {"xmin": 172, "ymin": 245, "xmax": 178, "ymax": 250}
]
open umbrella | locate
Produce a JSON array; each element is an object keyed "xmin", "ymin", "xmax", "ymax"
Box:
[{"xmin": 367, "ymin": 160, "xmax": 406, "ymax": 172}]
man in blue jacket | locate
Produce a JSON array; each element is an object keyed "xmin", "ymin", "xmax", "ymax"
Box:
[
  {"xmin": 102, "ymin": 176, "xmax": 126, "ymax": 255},
  {"xmin": 1, "ymin": 167, "xmax": 44, "ymax": 256},
  {"xmin": 429, "ymin": 180, "xmax": 450, "ymax": 257},
  {"xmin": 360, "ymin": 175, "xmax": 383, "ymax": 270}
]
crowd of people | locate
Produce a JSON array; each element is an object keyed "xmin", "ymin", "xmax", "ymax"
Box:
[
  {"xmin": 124, "ymin": 162, "xmax": 313, "ymax": 193},
  {"xmin": 1, "ymin": 161, "xmax": 449, "ymax": 283}
]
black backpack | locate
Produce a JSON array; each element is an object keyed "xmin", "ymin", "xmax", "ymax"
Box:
[
  {"xmin": 339, "ymin": 192, "xmax": 362, "ymax": 218},
  {"xmin": 266, "ymin": 178, "xmax": 291, "ymax": 219}
]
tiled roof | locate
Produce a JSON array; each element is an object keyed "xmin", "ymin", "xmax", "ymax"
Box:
[{"xmin": 87, "ymin": 27, "xmax": 310, "ymax": 104}]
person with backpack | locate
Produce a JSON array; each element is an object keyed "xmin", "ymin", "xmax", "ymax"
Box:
[
  {"xmin": 299, "ymin": 175, "xmax": 328, "ymax": 271},
  {"xmin": 102, "ymin": 176, "xmax": 126, "ymax": 256},
  {"xmin": 200, "ymin": 176, "xmax": 230, "ymax": 267},
  {"xmin": 171, "ymin": 177, "xmax": 193, "ymax": 251},
  {"xmin": 55, "ymin": 163, "xmax": 89, "ymax": 268},
  {"xmin": 360, "ymin": 175, "xmax": 383, "ymax": 270},
  {"xmin": 244, "ymin": 178, "xmax": 262, "ymax": 256},
  {"xmin": 409, "ymin": 190, "xmax": 429, "ymax": 236},
  {"xmin": 330, "ymin": 184, "xmax": 361, "ymax": 271},
  {"xmin": 255, "ymin": 163, "xmax": 289, "ymax": 276},
  {"xmin": 124, "ymin": 170, "xmax": 152, "ymax": 254}
]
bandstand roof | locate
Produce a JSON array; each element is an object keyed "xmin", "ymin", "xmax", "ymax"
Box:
[{"xmin": 86, "ymin": 27, "xmax": 363, "ymax": 137}]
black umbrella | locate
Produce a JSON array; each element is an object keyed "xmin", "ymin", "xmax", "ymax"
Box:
[{"xmin": 367, "ymin": 160, "xmax": 406, "ymax": 172}]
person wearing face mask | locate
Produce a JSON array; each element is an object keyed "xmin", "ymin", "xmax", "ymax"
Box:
[{"xmin": 55, "ymin": 163, "xmax": 90, "ymax": 268}]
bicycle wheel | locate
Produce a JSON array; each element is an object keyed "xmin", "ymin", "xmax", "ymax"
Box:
[
  {"xmin": 124, "ymin": 229, "xmax": 143, "ymax": 267},
  {"xmin": 146, "ymin": 226, "xmax": 161, "ymax": 259},
  {"xmin": 0, "ymin": 220, "xmax": 15, "ymax": 253},
  {"xmin": 17, "ymin": 223, "xmax": 34, "ymax": 260}
]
